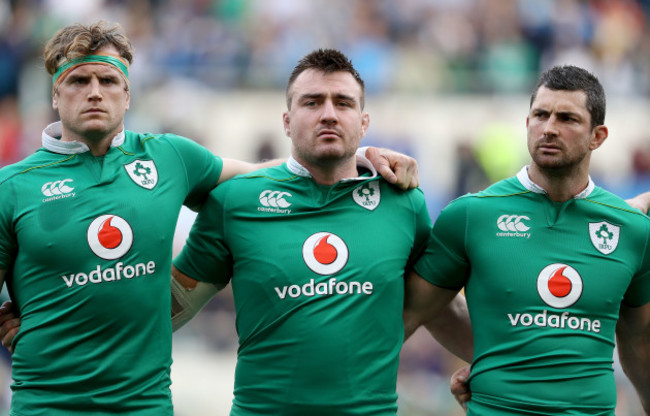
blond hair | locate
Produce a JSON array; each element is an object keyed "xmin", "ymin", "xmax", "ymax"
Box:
[{"xmin": 44, "ymin": 21, "xmax": 134, "ymax": 76}]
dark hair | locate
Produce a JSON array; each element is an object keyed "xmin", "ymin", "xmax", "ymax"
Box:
[
  {"xmin": 44, "ymin": 20, "xmax": 134, "ymax": 76},
  {"xmin": 286, "ymin": 48, "xmax": 365, "ymax": 109},
  {"xmin": 530, "ymin": 65, "xmax": 606, "ymax": 129}
]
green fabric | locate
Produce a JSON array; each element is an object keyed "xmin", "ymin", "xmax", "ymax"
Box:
[
  {"xmin": 175, "ymin": 164, "xmax": 432, "ymax": 415},
  {"xmin": 415, "ymin": 172, "xmax": 650, "ymax": 414},
  {"xmin": 0, "ymin": 130, "xmax": 222, "ymax": 415}
]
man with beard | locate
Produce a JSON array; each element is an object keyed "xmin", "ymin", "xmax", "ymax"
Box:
[{"xmin": 404, "ymin": 65, "xmax": 650, "ymax": 415}]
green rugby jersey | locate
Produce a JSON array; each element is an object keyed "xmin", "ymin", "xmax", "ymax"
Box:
[
  {"xmin": 0, "ymin": 122, "xmax": 222, "ymax": 416},
  {"xmin": 174, "ymin": 156, "xmax": 432, "ymax": 415},
  {"xmin": 415, "ymin": 167, "xmax": 650, "ymax": 415}
]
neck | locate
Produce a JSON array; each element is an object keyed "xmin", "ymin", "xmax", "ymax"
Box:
[
  {"xmin": 527, "ymin": 163, "xmax": 590, "ymax": 202},
  {"xmin": 60, "ymin": 129, "xmax": 119, "ymax": 157},
  {"xmin": 294, "ymin": 156, "xmax": 359, "ymax": 185}
]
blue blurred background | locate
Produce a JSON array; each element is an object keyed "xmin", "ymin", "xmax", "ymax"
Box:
[{"xmin": 1, "ymin": 0, "xmax": 649, "ymax": 414}]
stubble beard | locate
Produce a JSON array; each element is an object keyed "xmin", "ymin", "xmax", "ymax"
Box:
[{"xmin": 532, "ymin": 149, "xmax": 588, "ymax": 178}]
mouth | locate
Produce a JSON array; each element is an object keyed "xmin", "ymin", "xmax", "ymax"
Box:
[
  {"xmin": 84, "ymin": 108, "xmax": 106, "ymax": 114},
  {"xmin": 317, "ymin": 129, "xmax": 340, "ymax": 139},
  {"xmin": 537, "ymin": 142, "xmax": 561, "ymax": 153}
]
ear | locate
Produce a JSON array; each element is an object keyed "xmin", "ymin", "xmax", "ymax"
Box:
[
  {"xmin": 589, "ymin": 125, "xmax": 608, "ymax": 151},
  {"xmin": 282, "ymin": 112, "xmax": 291, "ymax": 137},
  {"xmin": 52, "ymin": 93, "xmax": 58, "ymax": 111},
  {"xmin": 361, "ymin": 112, "xmax": 370, "ymax": 137},
  {"xmin": 125, "ymin": 88, "xmax": 130, "ymax": 111}
]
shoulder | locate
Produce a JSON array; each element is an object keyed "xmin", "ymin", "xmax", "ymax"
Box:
[
  {"xmin": 212, "ymin": 164, "xmax": 293, "ymax": 195},
  {"xmin": 474, "ymin": 176, "xmax": 528, "ymax": 198},
  {"xmin": 447, "ymin": 176, "xmax": 526, "ymax": 207},
  {"xmin": 0, "ymin": 150, "xmax": 69, "ymax": 187},
  {"xmin": 585, "ymin": 186, "xmax": 650, "ymax": 225},
  {"xmin": 123, "ymin": 130, "xmax": 211, "ymax": 154}
]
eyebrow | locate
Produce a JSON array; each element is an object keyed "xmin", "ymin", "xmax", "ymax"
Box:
[
  {"xmin": 533, "ymin": 107, "xmax": 581, "ymax": 118},
  {"xmin": 298, "ymin": 92, "xmax": 357, "ymax": 103},
  {"xmin": 65, "ymin": 71, "xmax": 121, "ymax": 81}
]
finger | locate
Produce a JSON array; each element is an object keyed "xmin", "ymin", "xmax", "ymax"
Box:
[
  {"xmin": 1, "ymin": 324, "xmax": 19, "ymax": 353},
  {"xmin": 366, "ymin": 147, "xmax": 399, "ymax": 185},
  {"xmin": 377, "ymin": 163, "xmax": 398, "ymax": 185},
  {"xmin": 455, "ymin": 392, "xmax": 471, "ymax": 410},
  {"xmin": 409, "ymin": 173, "xmax": 419, "ymax": 189},
  {"xmin": 0, "ymin": 311, "xmax": 16, "ymax": 326},
  {"xmin": 391, "ymin": 167, "xmax": 410, "ymax": 190},
  {"xmin": 0, "ymin": 301, "xmax": 13, "ymax": 313}
]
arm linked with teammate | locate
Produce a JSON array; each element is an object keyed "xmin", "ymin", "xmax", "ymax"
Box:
[
  {"xmin": 219, "ymin": 147, "xmax": 420, "ymax": 189},
  {"xmin": 0, "ymin": 270, "xmax": 20, "ymax": 353},
  {"xmin": 403, "ymin": 270, "xmax": 473, "ymax": 363},
  {"xmin": 170, "ymin": 147, "xmax": 421, "ymax": 330},
  {"xmin": 626, "ymin": 191, "xmax": 650, "ymax": 214},
  {"xmin": 616, "ymin": 302, "xmax": 650, "ymax": 414}
]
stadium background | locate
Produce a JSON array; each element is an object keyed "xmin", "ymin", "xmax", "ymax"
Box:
[{"xmin": 0, "ymin": 0, "xmax": 649, "ymax": 414}]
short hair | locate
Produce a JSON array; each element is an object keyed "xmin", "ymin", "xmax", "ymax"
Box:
[
  {"xmin": 286, "ymin": 48, "xmax": 365, "ymax": 109},
  {"xmin": 530, "ymin": 65, "xmax": 606, "ymax": 129},
  {"xmin": 44, "ymin": 21, "xmax": 134, "ymax": 76}
]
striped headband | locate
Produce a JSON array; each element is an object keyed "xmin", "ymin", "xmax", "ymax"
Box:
[{"xmin": 52, "ymin": 53, "xmax": 129, "ymax": 93}]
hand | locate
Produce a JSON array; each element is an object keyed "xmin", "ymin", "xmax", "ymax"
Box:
[
  {"xmin": 626, "ymin": 193, "xmax": 650, "ymax": 214},
  {"xmin": 0, "ymin": 300, "xmax": 20, "ymax": 354},
  {"xmin": 450, "ymin": 365, "xmax": 471, "ymax": 411},
  {"xmin": 365, "ymin": 147, "xmax": 419, "ymax": 190}
]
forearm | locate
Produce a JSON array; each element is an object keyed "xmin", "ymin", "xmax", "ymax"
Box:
[
  {"xmin": 617, "ymin": 304, "xmax": 650, "ymax": 414},
  {"xmin": 423, "ymin": 293, "xmax": 473, "ymax": 363},
  {"xmin": 403, "ymin": 271, "xmax": 471, "ymax": 361},
  {"xmin": 618, "ymin": 340, "xmax": 650, "ymax": 413},
  {"xmin": 626, "ymin": 191, "xmax": 650, "ymax": 214},
  {"xmin": 171, "ymin": 266, "xmax": 224, "ymax": 332}
]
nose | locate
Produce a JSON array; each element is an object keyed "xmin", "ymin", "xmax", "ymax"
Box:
[
  {"xmin": 542, "ymin": 115, "xmax": 558, "ymax": 136},
  {"xmin": 88, "ymin": 77, "xmax": 102, "ymax": 100},
  {"xmin": 320, "ymin": 100, "xmax": 338, "ymax": 124}
]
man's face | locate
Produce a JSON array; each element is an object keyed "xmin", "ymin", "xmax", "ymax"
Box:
[
  {"xmin": 526, "ymin": 86, "xmax": 605, "ymax": 172},
  {"xmin": 283, "ymin": 69, "xmax": 369, "ymax": 167},
  {"xmin": 52, "ymin": 45, "xmax": 130, "ymax": 143}
]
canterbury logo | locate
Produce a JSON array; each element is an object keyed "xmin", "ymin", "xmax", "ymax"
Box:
[
  {"xmin": 42, "ymin": 179, "xmax": 74, "ymax": 197},
  {"xmin": 497, "ymin": 214, "xmax": 530, "ymax": 232},
  {"xmin": 259, "ymin": 191, "xmax": 292, "ymax": 208}
]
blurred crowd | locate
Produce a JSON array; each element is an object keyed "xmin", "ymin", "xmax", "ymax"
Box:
[
  {"xmin": 2, "ymin": 0, "xmax": 650, "ymax": 164},
  {"xmin": 1, "ymin": 0, "xmax": 650, "ymax": 414}
]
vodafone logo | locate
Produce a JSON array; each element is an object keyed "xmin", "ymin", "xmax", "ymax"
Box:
[
  {"xmin": 302, "ymin": 232, "xmax": 349, "ymax": 275},
  {"xmin": 537, "ymin": 263, "xmax": 583, "ymax": 309},
  {"xmin": 87, "ymin": 215, "xmax": 134, "ymax": 260}
]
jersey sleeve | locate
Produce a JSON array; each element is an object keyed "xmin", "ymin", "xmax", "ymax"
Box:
[
  {"xmin": 623, "ymin": 218, "xmax": 650, "ymax": 307},
  {"xmin": 0, "ymin": 179, "xmax": 17, "ymax": 273},
  {"xmin": 173, "ymin": 183, "xmax": 232, "ymax": 286},
  {"xmin": 413, "ymin": 197, "xmax": 470, "ymax": 290},
  {"xmin": 406, "ymin": 188, "xmax": 433, "ymax": 268},
  {"xmin": 166, "ymin": 134, "xmax": 224, "ymax": 212}
]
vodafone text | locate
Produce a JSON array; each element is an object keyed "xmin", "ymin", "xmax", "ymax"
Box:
[
  {"xmin": 62, "ymin": 261, "xmax": 156, "ymax": 287},
  {"xmin": 275, "ymin": 278, "xmax": 373, "ymax": 299},
  {"xmin": 508, "ymin": 310, "xmax": 601, "ymax": 333}
]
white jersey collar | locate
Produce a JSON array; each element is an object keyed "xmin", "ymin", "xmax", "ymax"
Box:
[
  {"xmin": 516, "ymin": 165, "xmax": 595, "ymax": 199},
  {"xmin": 287, "ymin": 151, "xmax": 378, "ymax": 182},
  {"xmin": 42, "ymin": 121, "xmax": 126, "ymax": 155}
]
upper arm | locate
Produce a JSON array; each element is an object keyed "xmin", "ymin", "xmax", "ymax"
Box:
[
  {"xmin": 171, "ymin": 265, "xmax": 197, "ymax": 289},
  {"xmin": 219, "ymin": 157, "xmax": 285, "ymax": 184},
  {"xmin": 618, "ymin": 302, "xmax": 650, "ymax": 337},
  {"xmin": 403, "ymin": 270, "xmax": 460, "ymax": 334}
]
